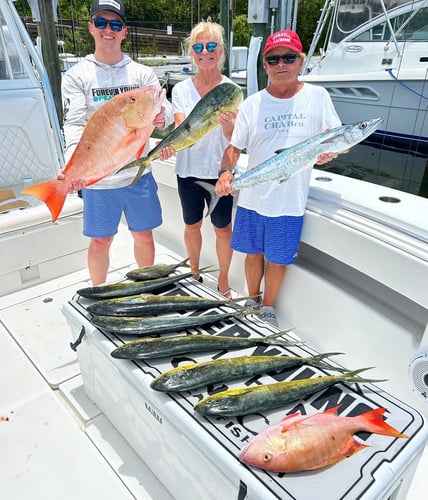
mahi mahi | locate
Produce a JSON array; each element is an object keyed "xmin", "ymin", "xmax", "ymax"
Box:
[
  {"xmin": 120, "ymin": 82, "xmax": 243, "ymax": 182},
  {"xmin": 91, "ymin": 307, "xmax": 256, "ymax": 336},
  {"xmin": 150, "ymin": 353, "xmax": 345, "ymax": 392},
  {"xmin": 110, "ymin": 330, "xmax": 297, "ymax": 359},
  {"xmin": 194, "ymin": 368, "xmax": 387, "ymax": 417},
  {"xmin": 202, "ymin": 117, "xmax": 383, "ymax": 214}
]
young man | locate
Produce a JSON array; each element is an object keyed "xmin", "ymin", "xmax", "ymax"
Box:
[
  {"xmin": 215, "ymin": 30, "xmax": 342, "ymax": 326},
  {"xmin": 61, "ymin": 0, "xmax": 172, "ymax": 285}
]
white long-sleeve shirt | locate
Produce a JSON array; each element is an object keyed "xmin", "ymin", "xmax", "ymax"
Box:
[{"xmin": 61, "ymin": 53, "xmax": 173, "ymax": 189}]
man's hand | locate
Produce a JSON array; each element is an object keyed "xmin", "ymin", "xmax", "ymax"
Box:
[{"xmin": 215, "ymin": 170, "xmax": 234, "ymax": 196}]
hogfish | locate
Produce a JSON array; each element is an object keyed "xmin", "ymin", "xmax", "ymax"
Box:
[
  {"xmin": 22, "ymin": 86, "xmax": 165, "ymax": 222},
  {"xmin": 239, "ymin": 404, "xmax": 407, "ymax": 472}
]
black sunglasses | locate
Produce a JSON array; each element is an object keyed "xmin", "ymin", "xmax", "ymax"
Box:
[
  {"xmin": 266, "ymin": 53, "xmax": 299, "ymax": 65},
  {"xmin": 192, "ymin": 41, "xmax": 218, "ymax": 54},
  {"xmin": 92, "ymin": 17, "xmax": 124, "ymax": 32}
]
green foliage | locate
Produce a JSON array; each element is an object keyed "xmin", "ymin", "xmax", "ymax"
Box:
[
  {"xmin": 232, "ymin": 14, "xmax": 252, "ymax": 46},
  {"xmin": 296, "ymin": 0, "xmax": 327, "ymax": 53}
]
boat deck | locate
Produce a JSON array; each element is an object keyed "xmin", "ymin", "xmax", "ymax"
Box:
[{"xmin": 1, "ymin": 221, "xmax": 427, "ymax": 499}]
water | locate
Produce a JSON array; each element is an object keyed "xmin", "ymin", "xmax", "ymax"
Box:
[{"xmin": 317, "ymin": 134, "xmax": 428, "ymax": 198}]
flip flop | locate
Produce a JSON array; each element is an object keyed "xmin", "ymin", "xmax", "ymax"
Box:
[{"xmin": 217, "ymin": 286, "xmax": 232, "ymax": 300}]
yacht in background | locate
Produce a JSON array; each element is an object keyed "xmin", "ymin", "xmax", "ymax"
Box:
[{"xmin": 302, "ymin": 0, "xmax": 428, "ymax": 155}]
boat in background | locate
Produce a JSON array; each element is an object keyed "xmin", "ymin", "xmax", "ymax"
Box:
[{"xmin": 301, "ymin": 0, "xmax": 428, "ymax": 156}]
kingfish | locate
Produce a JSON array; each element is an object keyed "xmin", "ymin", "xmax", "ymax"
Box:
[
  {"xmin": 120, "ymin": 82, "xmax": 243, "ymax": 183},
  {"xmin": 91, "ymin": 307, "xmax": 256, "ymax": 336},
  {"xmin": 22, "ymin": 86, "xmax": 165, "ymax": 222},
  {"xmin": 110, "ymin": 330, "xmax": 297, "ymax": 360},
  {"xmin": 239, "ymin": 404, "xmax": 407, "ymax": 472},
  {"xmin": 202, "ymin": 117, "xmax": 383, "ymax": 215},
  {"xmin": 87, "ymin": 293, "xmax": 249, "ymax": 317},
  {"xmin": 126, "ymin": 258, "xmax": 190, "ymax": 281},
  {"xmin": 77, "ymin": 268, "xmax": 211, "ymax": 300},
  {"xmin": 150, "ymin": 353, "xmax": 344, "ymax": 392},
  {"xmin": 194, "ymin": 368, "xmax": 387, "ymax": 417}
]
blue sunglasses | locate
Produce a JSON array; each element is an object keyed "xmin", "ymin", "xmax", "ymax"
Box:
[
  {"xmin": 92, "ymin": 17, "xmax": 124, "ymax": 32},
  {"xmin": 192, "ymin": 41, "xmax": 218, "ymax": 54}
]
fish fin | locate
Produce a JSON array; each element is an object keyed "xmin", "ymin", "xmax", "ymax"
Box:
[
  {"xmin": 21, "ymin": 179, "xmax": 67, "ymax": 222},
  {"xmin": 279, "ymin": 411, "xmax": 308, "ymax": 431},
  {"xmin": 112, "ymin": 131, "xmax": 138, "ymax": 155},
  {"xmin": 195, "ymin": 180, "xmax": 220, "ymax": 217},
  {"xmin": 135, "ymin": 143, "xmax": 147, "ymax": 160},
  {"xmin": 357, "ymin": 408, "xmax": 408, "ymax": 438},
  {"xmin": 309, "ymin": 438, "xmax": 368, "ymax": 470},
  {"xmin": 319, "ymin": 133, "xmax": 342, "ymax": 145},
  {"xmin": 274, "ymin": 148, "xmax": 287, "ymax": 154}
]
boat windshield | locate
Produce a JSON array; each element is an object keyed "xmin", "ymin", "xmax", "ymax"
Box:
[
  {"xmin": 331, "ymin": 0, "xmax": 428, "ymax": 43},
  {"xmin": 0, "ymin": 11, "xmax": 28, "ymax": 79}
]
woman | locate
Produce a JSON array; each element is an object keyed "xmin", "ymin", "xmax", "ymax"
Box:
[{"xmin": 166, "ymin": 21, "xmax": 238, "ymax": 298}]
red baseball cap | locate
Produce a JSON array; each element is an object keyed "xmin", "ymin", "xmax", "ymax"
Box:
[{"xmin": 263, "ymin": 30, "xmax": 303, "ymax": 56}]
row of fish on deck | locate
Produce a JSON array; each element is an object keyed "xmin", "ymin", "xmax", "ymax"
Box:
[
  {"xmin": 76, "ymin": 258, "xmax": 408, "ymax": 474},
  {"xmin": 20, "ymin": 80, "xmax": 400, "ymax": 474}
]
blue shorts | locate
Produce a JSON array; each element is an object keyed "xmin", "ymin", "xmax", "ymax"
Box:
[
  {"xmin": 177, "ymin": 176, "xmax": 233, "ymax": 228},
  {"xmin": 231, "ymin": 207, "xmax": 304, "ymax": 265},
  {"xmin": 82, "ymin": 173, "xmax": 162, "ymax": 238}
]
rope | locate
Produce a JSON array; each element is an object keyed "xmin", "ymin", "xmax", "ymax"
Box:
[{"xmin": 385, "ymin": 68, "xmax": 428, "ymax": 100}]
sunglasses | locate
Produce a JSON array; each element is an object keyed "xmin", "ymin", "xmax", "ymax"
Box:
[
  {"xmin": 92, "ymin": 17, "xmax": 124, "ymax": 32},
  {"xmin": 266, "ymin": 53, "xmax": 299, "ymax": 65},
  {"xmin": 192, "ymin": 41, "xmax": 218, "ymax": 54}
]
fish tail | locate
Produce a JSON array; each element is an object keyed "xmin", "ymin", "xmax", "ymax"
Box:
[
  {"xmin": 178, "ymin": 257, "xmax": 191, "ymax": 268},
  {"xmin": 309, "ymin": 352, "xmax": 347, "ymax": 372},
  {"xmin": 195, "ymin": 180, "xmax": 221, "ymax": 217},
  {"xmin": 131, "ymin": 163, "xmax": 150, "ymax": 185},
  {"xmin": 344, "ymin": 367, "xmax": 388, "ymax": 384},
  {"xmin": 264, "ymin": 328, "xmax": 301, "ymax": 345},
  {"xmin": 21, "ymin": 179, "xmax": 67, "ymax": 222},
  {"xmin": 358, "ymin": 407, "xmax": 408, "ymax": 438}
]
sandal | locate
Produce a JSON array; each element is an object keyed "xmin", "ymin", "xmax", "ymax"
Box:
[{"xmin": 217, "ymin": 286, "xmax": 232, "ymax": 300}]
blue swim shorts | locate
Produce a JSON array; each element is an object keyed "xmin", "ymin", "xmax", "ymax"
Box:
[
  {"xmin": 82, "ymin": 173, "xmax": 162, "ymax": 238},
  {"xmin": 177, "ymin": 176, "xmax": 233, "ymax": 228},
  {"xmin": 231, "ymin": 206, "xmax": 304, "ymax": 265}
]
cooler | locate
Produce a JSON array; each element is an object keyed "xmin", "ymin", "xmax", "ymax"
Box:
[{"xmin": 62, "ymin": 274, "xmax": 428, "ymax": 500}]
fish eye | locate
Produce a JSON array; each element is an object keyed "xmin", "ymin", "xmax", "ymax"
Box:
[
  {"xmin": 263, "ymin": 453, "xmax": 272, "ymax": 462},
  {"xmin": 130, "ymin": 96, "xmax": 136, "ymax": 102},
  {"xmin": 360, "ymin": 122, "xmax": 368, "ymax": 129}
]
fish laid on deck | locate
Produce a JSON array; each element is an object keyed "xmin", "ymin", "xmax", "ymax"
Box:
[
  {"xmin": 91, "ymin": 307, "xmax": 256, "ymax": 336},
  {"xmin": 126, "ymin": 258, "xmax": 190, "ymax": 281},
  {"xmin": 77, "ymin": 268, "xmax": 211, "ymax": 300},
  {"xmin": 87, "ymin": 293, "xmax": 248, "ymax": 317},
  {"xmin": 120, "ymin": 82, "xmax": 243, "ymax": 182},
  {"xmin": 22, "ymin": 86, "xmax": 165, "ymax": 222},
  {"xmin": 110, "ymin": 330, "xmax": 297, "ymax": 360},
  {"xmin": 202, "ymin": 118, "xmax": 383, "ymax": 214},
  {"xmin": 239, "ymin": 404, "xmax": 408, "ymax": 473},
  {"xmin": 150, "ymin": 352, "xmax": 344, "ymax": 392},
  {"xmin": 194, "ymin": 368, "xmax": 386, "ymax": 417}
]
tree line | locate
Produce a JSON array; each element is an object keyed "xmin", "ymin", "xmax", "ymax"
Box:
[{"xmin": 17, "ymin": 0, "xmax": 326, "ymax": 57}]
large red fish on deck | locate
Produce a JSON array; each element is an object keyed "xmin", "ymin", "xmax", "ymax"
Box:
[
  {"xmin": 239, "ymin": 405, "xmax": 408, "ymax": 473},
  {"xmin": 22, "ymin": 86, "xmax": 164, "ymax": 222}
]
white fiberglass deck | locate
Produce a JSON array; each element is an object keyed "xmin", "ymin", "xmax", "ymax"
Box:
[{"xmin": 0, "ymin": 222, "xmax": 427, "ymax": 499}]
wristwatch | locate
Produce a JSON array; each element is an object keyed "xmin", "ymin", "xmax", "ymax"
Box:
[{"xmin": 217, "ymin": 167, "xmax": 235, "ymax": 177}]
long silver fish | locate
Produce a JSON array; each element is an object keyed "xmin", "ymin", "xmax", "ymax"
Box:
[{"xmin": 201, "ymin": 117, "xmax": 383, "ymax": 214}]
